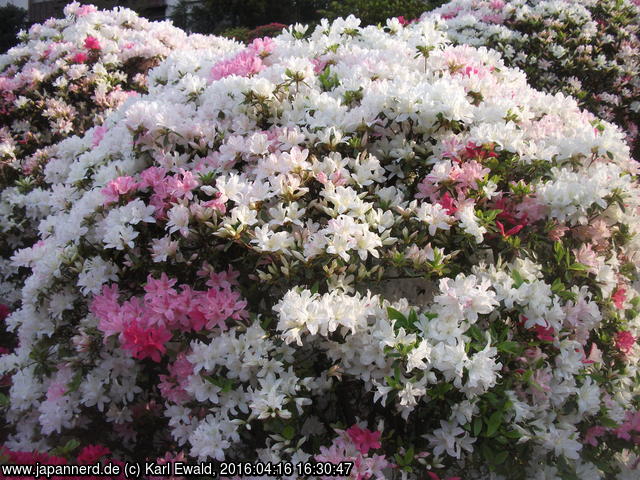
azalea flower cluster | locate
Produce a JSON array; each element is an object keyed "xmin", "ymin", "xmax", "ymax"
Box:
[
  {"xmin": 2, "ymin": 10, "xmax": 640, "ymax": 480},
  {"xmin": 0, "ymin": 1, "xmax": 235, "ymax": 180},
  {"xmin": 0, "ymin": 3, "xmax": 241, "ymax": 306},
  {"xmin": 425, "ymin": 0, "xmax": 640, "ymax": 160}
]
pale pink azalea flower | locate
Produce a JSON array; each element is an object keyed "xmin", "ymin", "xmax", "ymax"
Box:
[
  {"xmin": 101, "ymin": 176, "xmax": 139, "ymax": 205},
  {"xmin": 548, "ymin": 223, "xmax": 569, "ymax": 241},
  {"xmin": 92, "ymin": 125, "xmax": 107, "ymax": 146},
  {"xmin": 573, "ymin": 244, "xmax": 599, "ymax": 273},
  {"xmin": 586, "ymin": 343, "xmax": 603, "ymax": 364},
  {"xmin": 584, "ymin": 426, "xmax": 607, "ymax": 447},
  {"xmin": 210, "ymin": 50, "xmax": 264, "ymax": 81},
  {"xmin": 76, "ymin": 4, "xmax": 97, "ymax": 16}
]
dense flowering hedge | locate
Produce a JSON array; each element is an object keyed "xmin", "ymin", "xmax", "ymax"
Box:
[
  {"xmin": 426, "ymin": 0, "xmax": 640, "ymax": 160},
  {"xmin": 2, "ymin": 10, "xmax": 640, "ymax": 480},
  {"xmin": 0, "ymin": 3, "xmax": 241, "ymax": 305},
  {"xmin": 0, "ymin": 1, "xmax": 238, "ymax": 184}
]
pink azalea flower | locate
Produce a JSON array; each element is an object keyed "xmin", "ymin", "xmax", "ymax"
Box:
[
  {"xmin": 91, "ymin": 284, "xmax": 124, "ymax": 339},
  {"xmin": 548, "ymin": 225, "xmax": 569, "ymax": 242},
  {"xmin": 101, "ymin": 176, "xmax": 139, "ymax": 205},
  {"xmin": 248, "ymin": 37, "xmax": 274, "ymax": 57},
  {"xmin": 72, "ymin": 52, "xmax": 88, "ymax": 63},
  {"xmin": 0, "ymin": 303, "xmax": 9, "ymax": 321},
  {"xmin": 139, "ymin": 166, "xmax": 168, "ymax": 188},
  {"xmin": 76, "ymin": 444, "xmax": 111, "ymax": 464},
  {"xmin": 586, "ymin": 343, "xmax": 603, "ymax": 364},
  {"xmin": 76, "ymin": 4, "xmax": 97, "ymax": 16},
  {"xmin": 496, "ymin": 220, "xmax": 524, "ymax": 238},
  {"xmin": 515, "ymin": 196, "xmax": 546, "ymax": 223},
  {"xmin": 481, "ymin": 14, "xmax": 504, "ymax": 23},
  {"xmin": 201, "ymin": 194, "xmax": 227, "ymax": 214},
  {"xmin": 192, "ymin": 286, "xmax": 248, "ymax": 331},
  {"xmin": 615, "ymin": 330, "xmax": 636, "ymax": 355},
  {"xmin": 46, "ymin": 381, "xmax": 67, "ymax": 401},
  {"xmin": 573, "ymin": 244, "xmax": 599, "ymax": 273},
  {"xmin": 159, "ymin": 353, "xmax": 193, "ymax": 404},
  {"xmin": 92, "ymin": 125, "xmax": 107, "ymax": 147},
  {"xmin": 211, "ymin": 50, "xmax": 264, "ymax": 80},
  {"xmin": 312, "ymin": 58, "xmax": 327, "ymax": 74},
  {"xmin": 122, "ymin": 322, "xmax": 172, "ymax": 362},
  {"xmin": 584, "ymin": 426, "xmax": 607, "ymax": 447},
  {"xmin": 346, "ymin": 425, "xmax": 382, "ymax": 454},
  {"xmin": 441, "ymin": 7, "xmax": 463, "ymax": 20},
  {"xmin": 167, "ymin": 169, "xmax": 199, "ymax": 200},
  {"xmin": 534, "ymin": 324, "xmax": 555, "ymax": 342},
  {"xmin": 438, "ymin": 192, "xmax": 458, "ymax": 215},
  {"xmin": 612, "ymin": 411, "xmax": 640, "ymax": 441},
  {"xmin": 84, "ymin": 35, "xmax": 101, "ymax": 51},
  {"xmin": 522, "ymin": 346, "xmax": 545, "ymax": 362},
  {"xmin": 612, "ymin": 287, "xmax": 627, "ymax": 309}
]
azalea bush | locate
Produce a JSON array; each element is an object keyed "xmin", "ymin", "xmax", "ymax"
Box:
[
  {"xmin": 426, "ymin": 0, "xmax": 640, "ymax": 160},
  {"xmin": 0, "ymin": 1, "xmax": 237, "ymax": 185},
  {"xmin": 0, "ymin": 3, "xmax": 241, "ymax": 306},
  {"xmin": 2, "ymin": 11, "xmax": 640, "ymax": 480}
]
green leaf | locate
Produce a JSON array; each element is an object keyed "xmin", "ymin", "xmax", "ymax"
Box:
[
  {"xmin": 51, "ymin": 438, "xmax": 80, "ymax": 457},
  {"xmin": 66, "ymin": 370, "xmax": 83, "ymax": 394},
  {"xmin": 497, "ymin": 341, "xmax": 522, "ymax": 355},
  {"xmin": 204, "ymin": 375, "xmax": 235, "ymax": 393},
  {"xmin": 481, "ymin": 442, "xmax": 494, "ymax": 463},
  {"xmin": 387, "ymin": 307, "xmax": 406, "ymax": 323},
  {"xmin": 494, "ymin": 450, "xmax": 509, "ymax": 465},
  {"xmin": 473, "ymin": 417, "xmax": 483, "ymax": 437},
  {"xmin": 485, "ymin": 411, "xmax": 503, "ymax": 437},
  {"xmin": 404, "ymin": 446, "xmax": 414, "ymax": 463},
  {"xmin": 599, "ymin": 417, "xmax": 619, "ymax": 429},
  {"xmin": 318, "ymin": 66, "xmax": 340, "ymax": 91},
  {"xmin": 504, "ymin": 429, "xmax": 521, "ymax": 439},
  {"xmin": 554, "ymin": 241, "xmax": 565, "ymax": 263},
  {"xmin": 511, "ymin": 269, "xmax": 525, "ymax": 288},
  {"xmin": 385, "ymin": 375, "xmax": 399, "ymax": 389},
  {"xmin": 467, "ymin": 325, "xmax": 485, "ymax": 343},
  {"xmin": 282, "ymin": 425, "xmax": 295, "ymax": 440},
  {"xmin": 408, "ymin": 309, "xmax": 418, "ymax": 326},
  {"xmin": 260, "ymin": 316, "xmax": 273, "ymax": 330},
  {"xmin": 568, "ymin": 262, "xmax": 589, "ymax": 272}
]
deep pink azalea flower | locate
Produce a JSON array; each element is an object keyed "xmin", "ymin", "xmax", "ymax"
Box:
[
  {"xmin": 346, "ymin": 425, "xmax": 382, "ymax": 454},
  {"xmin": 612, "ymin": 287, "xmax": 627, "ymax": 309},
  {"xmin": 122, "ymin": 322, "xmax": 172, "ymax": 362},
  {"xmin": 77, "ymin": 444, "xmax": 111, "ymax": 464},
  {"xmin": 615, "ymin": 330, "xmax": 636, "ymax": 355},
  {"xmin": 84, "ymin": 35, "xmax": 101, "ymax": 50},
  {"xmin": 72, "ymin": 52, "xmax": 88, "ymax": 63}
]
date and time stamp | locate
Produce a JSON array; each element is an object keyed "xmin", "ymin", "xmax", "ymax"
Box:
[
  {"xmin": 147, "ymin": 461, "xmax": 354, "ymax": 477},
  {"xmin": 2, "ymin": 460, "xmax": 356, "ymax": 478}
]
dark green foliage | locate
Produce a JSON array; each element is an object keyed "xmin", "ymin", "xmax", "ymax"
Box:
[
  {"xmin": 220, "ymin": 26, "xmax": 251, "ymax": 42},
  {"xmin": 171, "ymin": 0, "xmax": 331, "ymax": 34},
  {"xmin": 320, "ymin": 0, "xmax": 447, "ymax": 26},
  {"xmin": 171, "ymin": 0, "xmax": 447, "ymax": 36}
]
